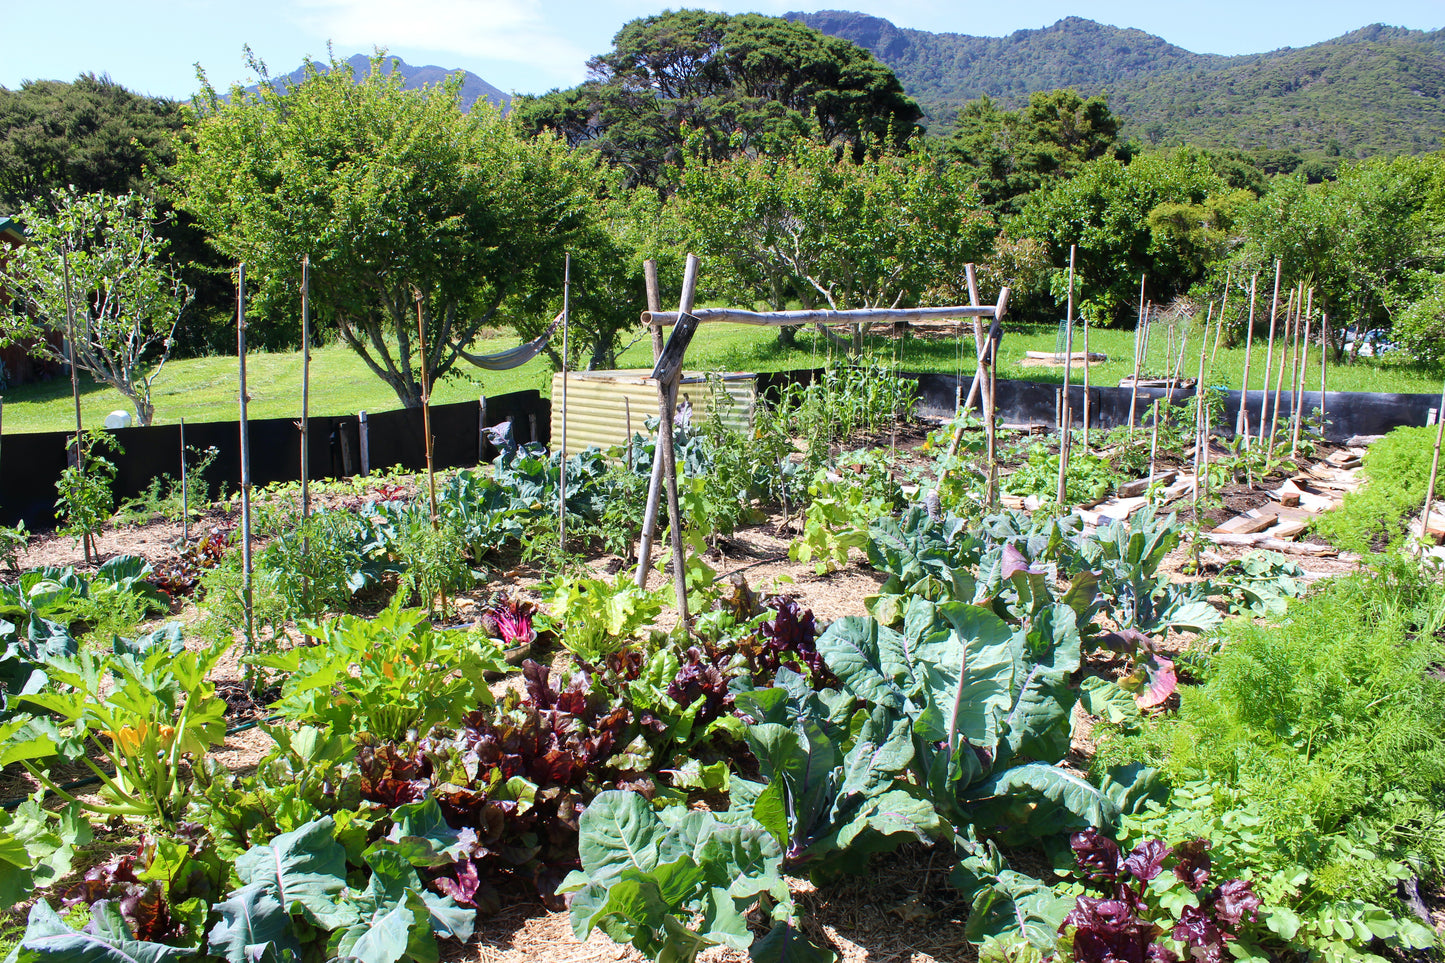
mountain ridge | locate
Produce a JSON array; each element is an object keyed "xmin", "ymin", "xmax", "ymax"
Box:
[
  {"xmin": 785, "ymin": 11, "xmax": 1445, "ymax": 154},
  {"xmin": 262, "ymin": 53, "xmax": 510, "ymax": 112}
]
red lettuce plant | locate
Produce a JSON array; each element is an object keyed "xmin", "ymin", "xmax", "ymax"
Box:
[{"xmin": 1061, "ymin": 829, "xmax": 1261, "ymax": 963}]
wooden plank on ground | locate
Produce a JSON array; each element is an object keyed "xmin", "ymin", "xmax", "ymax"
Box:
[
  {"xmin": 1118, "ymin": 471, "xmax": 1175, "ymax": 498},
  {"xmin": 1097, "ymin": 496, "xmax": 1150, "ymax": 520},
  {"xmin": 1213, "ymin": 513, "xmax": 1276, "ymax": 536},
  {"xmin": 1269, "ymin": 518, "xmax": 1310, "ymax": 539},
  {"xmin": 1207, "ymin": 533, "xmax": 1342, "ymax": 556}
]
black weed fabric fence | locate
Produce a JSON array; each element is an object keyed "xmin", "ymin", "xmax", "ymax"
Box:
[{"xmin": 0, "ymin": 390, "xmax": 549, "ymax": 531}]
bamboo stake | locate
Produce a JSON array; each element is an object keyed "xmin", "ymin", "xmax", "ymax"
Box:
[
  {"xmin": 1237, "ymin": 274, "xmax": 1258, "ymax": 442},
  {"xmin": 1267, "ymin": 288, "xmax": 1296, "ymax": 462},
  {"xmin": 300, "ymin": 256, "xmax": 311, "ymax": 532},
  {"xmin": 1148, "ymin": 396, "xmax": 1163, "ymax": 494},
  {"xmin": 1320, "ymin": 314, "xmax": 1330, "ymax": 425},
  {"xmin": 1192, "ymin": 306, "xmax": 1212, "ymax": 516},
  {"xmin": 414, "ymin": 288, "xmax": 443, "ymax": 617},
  {"xmin": 61, "ymin": 247, "xmax": 90, "ymax": 563},
  {"xmin": 636, "ymin": 267, "xmax": 668, "ymax": 588},
  {"xmin": 1056, "ymin": 245, "xmax": 1076, "ymax": 507},
  {"xmin": 1259, "ymin": 261, "xmax": 1282, "ymax": 442},
  {"xmin": 1288, "ymin": 283, "xmax": 1312, "ymax": 445},
  {"xmin": 237, "ymin": 264, "xmax": 254, "ymax": 647},
  {"xmin": 179, "ymin": 418, "xmax": 188, "ymax": 542},
  {"xmin": 1418, "ymin": 374, "xmax": 1445, "ymax": 541},
  {"xmin": 1210, "ymin": 273, "xmax": 1229, "ymax": 372},
  {"xmin": 663, "ymin": 255, "xmax": 700, "ymax": 624},
  {"xmin": 559, "ymin": 254, "xmax": 571, "ymax": 557},
  {"xmin": 987, "ymin": 287, "xmax": 1010, "ymax": 508},
  {"xmin": 1292, "ymin": 308, "xmax": 1313, "ymax": 458},
  {"xmin": 1128, "ymin": 276, "xmax": 1146, "ymax": 435},
  {"xmin": 1082, "ymin": 299, "xmax": 1091, "ymax": 453}
]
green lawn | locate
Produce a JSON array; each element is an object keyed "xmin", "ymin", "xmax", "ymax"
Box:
[{"xmin": 2, "ymin": 320, "xmax": 1440, "ymax": 435}]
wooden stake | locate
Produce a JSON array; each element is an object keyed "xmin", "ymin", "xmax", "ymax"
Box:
[
  {"xmin": 1081, "ymin": 298, "xmax": 1091, "ymax": 453},
  {"xmin": 662, "ymin": 255, "xmax": 700, "ymax": 624},
  {"xmin": 1237, "ymin": 274, "xmax": 1258, "ymax": 441},
  {"xmin": 414, "ymin": 288, "xmax": 443, "ymax": 617},
  {"xmin": 1057, "ymin": 245, "xmax": 1076, "ymax": 507},
  {"xmin": 1418, "ymin": 373, "xmax": 1445, "ymax": 540},
  {"xmin": 961, "ymin": 263, "xmax": 990, "ymax": 415},
  {"xmin": 1267, "ymin": 288, "xmax": 1295, "ymax": 462},
  {"xmin": 1320, "ymin": 314, "xmax": 1330, "ymax": 425},
  {"xmin": 643, "ymin": 259, "xmax": 663, "ymax": 364},
  {"xmin": 179, "ymin": 418, "xmax": 188, "ymax": 542},
  {"xmin": 987, "ymin": 287, "xmax": 1009, "ymax": 507},
  {"xmin": 636, "ymin": 265, "xmax": 668, "ymax": 588},
  {"xmin": 1291, "ymin": 307, "xmax": 1313, "ymax": 458},
  {"xmin": 1287, "ymin": 284, "xmax": 1305, "ymax": 446},
  {"xmin": 1128, "ymin": 276, "xmax": 1146, "ymax": 435},
  {"xmin": 1259, "ymin": 261, "xmax": 1282, "ymax": 443},
  {"xmin": 1193, "ymin": 306, "xmax": 1211, "ymax": 515},
  {"xmin": 300, "ymin": 256, "xmax": 311, "ymax": 529},
  {"xmin": 559, "ymin": 254, "xmax": 571, "ymax": 557},
  {"xmin": 61, "ymin": 247, "xmax": 90, "ymax": 563},
  {"xmin": 237, "ymin": 264, "xmax": 254, "ymax": 646},
  {"xmin": 1210, "ymin": 273, "xmax": 1229, "ymax": 372}
]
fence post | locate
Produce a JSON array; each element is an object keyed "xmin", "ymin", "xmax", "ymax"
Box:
[{"xmin": 358, "ymin": 410, "xmax": 370, "ymax": 476}]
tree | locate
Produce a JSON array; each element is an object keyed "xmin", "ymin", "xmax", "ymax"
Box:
[
  {"xmin": 177, "ymin": 53, "xmax": 614, "ymax": 407},
  {"xmin": 948, "ymin": 89, "xmax": 1125, "ymax": 214},
  {"xmin": 1010, "ymin": 149, "xmax": 1238, "ymax": 324},
  {"xmin": 0, "ymin": 75, "xmax": 234, "ymax": 355},
  {"xmin": 0, "ymin": 74, "xmax": 181, "ymax": 210},
  {"xmin": 7, "ymin": 190, "xmax": 190, "ymax": 425},
  {"xmin": 514, "ymin": 11, "xmax": 922, "ymax": 189},
  {"xmin": 674, "ymin": 137, "xmax": 995, "ymax": 347}
]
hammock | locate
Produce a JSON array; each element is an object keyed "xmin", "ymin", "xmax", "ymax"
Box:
[{"xmin": 456, "ymin": 311, "xmax": 564, "ymax": 371}]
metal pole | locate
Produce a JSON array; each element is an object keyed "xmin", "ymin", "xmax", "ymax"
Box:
[
  {"xmin": 237, "ymin": 264, "xmax": 254, "ymax": 646},
  {"xmin": 559, "ymin": 254, "xmax": 571, "ymax": 556}
]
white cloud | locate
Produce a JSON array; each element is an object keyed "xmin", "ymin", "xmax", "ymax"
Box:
[{"xmin": 292, "ymin": 0, "xmax": 587, "ymax": 77}]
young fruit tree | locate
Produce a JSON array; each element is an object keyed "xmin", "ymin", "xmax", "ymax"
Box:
[
  {"xmin": 177, "ymin": 52, "xmax": 609, "ymax": 408},
  {"xmin": 6, "ymin": 189, "xmax": 190, "ymax": 425}
]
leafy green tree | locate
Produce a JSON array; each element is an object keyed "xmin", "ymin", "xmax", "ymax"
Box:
[
  {"xmin": 514, "ymin": 11, "xmax": 922, "ymax": 189},
  {"xmin": 7, "ymin": 189, "xmax": 191, "ymax": 425},
  {"xmin": 0, "ymin": 75, "xmax": 234, "ymax": 353},
  {"xmin": 0, "ymin": 75, "xmax": 181, "ymax": 210},
  {"xmin": 1010, "ymin": 149, "xmax": 1237, "ymax": 323},
  {"xmin": 947, "ymin": 89, "xmax": 1125, "ymax": 213},
  {"xmin": 177, "ymin": 53, "xmax": 616, "ymax": 407},
  {"xmin": 675, "ymin": 137, "xmax": 995, "ymax": 347}
]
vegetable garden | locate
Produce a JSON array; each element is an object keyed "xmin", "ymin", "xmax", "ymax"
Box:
[{"xmin": 2, "ymin": 338, "xmax": 1444, "ymax": 963}]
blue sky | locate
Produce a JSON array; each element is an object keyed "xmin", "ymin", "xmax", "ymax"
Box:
[{"xmin": 3, "ymin": 0, "xmax": 1442, "ymax": 100}]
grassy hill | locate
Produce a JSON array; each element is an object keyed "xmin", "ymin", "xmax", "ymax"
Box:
[{"xmin": 785, "ymin": 11, "xmax": 1445, "ymax": 155}]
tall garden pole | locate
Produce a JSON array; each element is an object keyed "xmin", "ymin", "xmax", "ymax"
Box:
[
  {"xmin": 1287, "ymin": 284, "xmax": 1306, "ymax": 446},
  {"xmin": 644, "ymin": 259, "xmax": 664, "ymax": 363},
  {"xmin": 1418, "ymin": 373, "xmax": 1445, "ymax": 541},
  {"xmin": 661, "ymin": 255, "xmax": 700, "ymax": 623},
  {"xmin": 1210, "ymin": 273, "xmax": 1229, "ymax": 371},
  {"xmin": 300, "ymin": 255, "xmax": 312, "ymax": 530},
  {"xmin": 1128, "ymin": 275, "xmax": 1146, "ymax": 435},
  {"xmin": 1320, "ymin": 314, "xmax": 1330, "ymax": 425},
  {"xmin": 1056, "ymin": 245, "xmax": 1076, "ymax": 507},
  {"xmin": 987, "ymin": 287, "xmax": 1010, "ymax": 508},
  {"xmin": 1292, "ymin": 306, "xmax": 1313, "ymax": 458},
  {"xmin": 414, "ymin": 292, "xmax": 438, "ymax": 524},
  {"xmin": 1237, "ymin": 274, "xmax": 1258, "ymax": 441},
  {"xmin": 179, "ymin": 419, "xmax": 188, "ymax": 542},
  {"xmin": 1082, "ymin": 297, "xmax": 1091, "ymax": 453},
  {"xmin": 559, "ymin": 254, "xmax": 571, "ymax": 555},
  {"xmin": 237, "ymin": 264, "xmax": 254, "ymax": 646},
  {"xmin": 636, "ymin": 266, "xmax": 667, "ymax": 589},
  {"xmin": 415, "ymin": 289, "xmax": 443, "ymax": 618},
  {"xmin": 61, "ymin": 247, "xmax": 90, "ymax": 562},
  {"xmin": 1267, "ymin": 288, "xmax": 1296, "ymax": 462},
  {"xmin": 1259, "ymin": 260, "xmax": 1282, "ymax": 443},
  {"xmin": 1192, "ymin": 306, "xmax": 1212, "ymax": 514}
]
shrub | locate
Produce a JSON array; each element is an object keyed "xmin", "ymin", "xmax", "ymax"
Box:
[{"xmin": 1312, "ymin": 425, "xmax": 1437, "ymax": 553}]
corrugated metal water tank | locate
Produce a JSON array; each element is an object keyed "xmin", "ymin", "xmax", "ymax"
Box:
[{"xmin": 549, "ymin": 370, "xmax": 757, "ymax": 457}]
